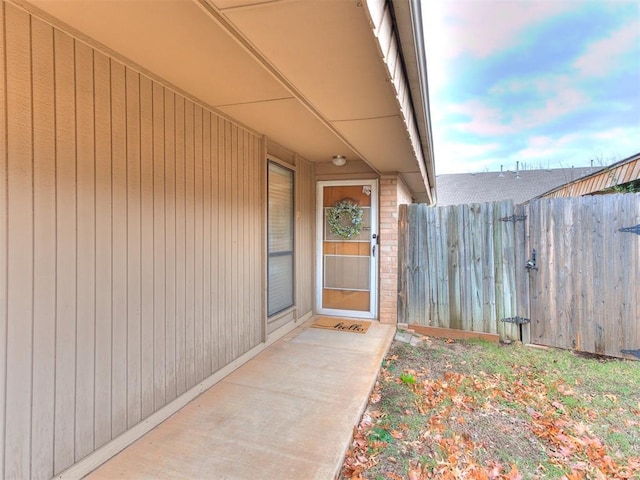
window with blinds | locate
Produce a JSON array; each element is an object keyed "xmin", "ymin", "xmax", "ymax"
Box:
[{"xmin": 267, "ymin": 161, "xmax": 294, "ymax": 316}]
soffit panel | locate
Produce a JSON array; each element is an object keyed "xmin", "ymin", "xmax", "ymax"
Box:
[
  {"xmin": 401, "ymin": 172, "xmax": 429, "ymax": 202},
  {"xmin": 218, "ymin": 0, "xmax": 400, "ymax": 121},
  {"xmin": 27, "ymin": 0, "xmax": 290, "ymax": 107},
  {"xmin": 218, "ymin": 98, "xmax": 360, "ymax": 163},
  {"xmin": 333, "ymin": 116, "xmax": 418, "ymax": 174}
]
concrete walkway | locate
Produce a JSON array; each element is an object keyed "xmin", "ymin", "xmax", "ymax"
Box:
[{"xmin": 86, "ymin": 319, "xmax": 395, "ymax": 479}]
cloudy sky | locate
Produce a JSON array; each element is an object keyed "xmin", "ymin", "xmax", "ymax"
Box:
[{"xmin": 422, "ymin": 0, "xmax": 640, "ymax": 174}]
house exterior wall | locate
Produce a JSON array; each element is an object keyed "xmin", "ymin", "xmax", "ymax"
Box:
[
  {"xmin": 379, "ymin": 174, "xmax": 412, "ymax": 324},
  {"xmin": 265, "ymin": 142, "xmax": 315, "ymax": 334},
  {"xmin": 295, "ymin": 157, "xmax": 316, "ymax": 317},
  {"xmin": 0, "ymin": 4, "xmax": 314, "ymax": 478}
]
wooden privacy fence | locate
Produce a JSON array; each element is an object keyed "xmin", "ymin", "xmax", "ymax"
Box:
[
  {"xmin": 398, "ymin": 201, "xmax": 527, "ymax": 342},
  {"xmin": 528, "ymin": 194, "xmax": 640, "ymax": 358},
  {"xmin": 398, "ymin": 194, "xmax": 640, "ymax": 359}
]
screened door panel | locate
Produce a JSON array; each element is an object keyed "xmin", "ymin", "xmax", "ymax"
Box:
[{"xmin": 324, "ymin": 255, "xmax": 370, "ymax": 290}]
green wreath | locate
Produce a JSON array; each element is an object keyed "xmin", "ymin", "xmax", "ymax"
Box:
[{"xmin": 327, "ymin": 200, "xmax": 364, "ymax": 239}]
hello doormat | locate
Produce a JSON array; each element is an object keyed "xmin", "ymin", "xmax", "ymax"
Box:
[{"xmin": 310, "ymin": 317, "xmax": 371, "ymax": 334}]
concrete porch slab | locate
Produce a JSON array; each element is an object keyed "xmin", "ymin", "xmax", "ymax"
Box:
[{"xmin": 85, "ymin": 318, "xmax": 395, "ymax": 479}]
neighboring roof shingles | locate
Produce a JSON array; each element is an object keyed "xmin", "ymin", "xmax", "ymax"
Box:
[{"xmin": 436, "ymin": 167, "xmax": 594, "ymax": 206}]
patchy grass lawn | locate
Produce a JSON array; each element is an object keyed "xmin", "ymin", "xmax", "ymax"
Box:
[{"xmin": 340, "ymin": 335, "xmax": 640, "ymax": 480}]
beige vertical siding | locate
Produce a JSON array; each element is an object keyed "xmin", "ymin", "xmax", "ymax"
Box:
[
  {"xmin": 295, "ymin": 156, "xmax": 315, "ymax": 317},
  {"xmin": 0, "ymin": 4, "xmax": 269, "ymax": 478},
  {"xmin": 0, "ymin": 2, "xmax": 6, "ymax": 476}
]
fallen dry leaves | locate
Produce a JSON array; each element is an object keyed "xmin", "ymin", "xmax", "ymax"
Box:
[{"xmin": 340, "ymin": 340, "xmax": 640, "ymax": 480}]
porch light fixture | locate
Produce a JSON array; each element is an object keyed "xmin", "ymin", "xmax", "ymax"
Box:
[{"xmin": 332, "ymin": 155, "xmax": 347, "ymax": 167}]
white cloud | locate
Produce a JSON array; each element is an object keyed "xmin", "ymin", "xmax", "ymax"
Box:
[
  {"xmin": 573, "ymin": 22, "xmax": 640, "ymax": 77},
  {"xmin": 505, "ymin": 127, "xmax": 640, "ymax": 168},
  {"xmin": 440, "ymin": 78, "xmax": 587, "ymax": 138},
  {"xmin": 433, "ymin": 138, "xmax": 502, "ymax": 173},
  {"xmin": 491, "ymin": 74, "xmax": 571, "ymax": 96},
  {"xmin": 434, "ymin": 125, "xmax": 640, "ymax": 174},
  {"xmin": 423, "ymin": 1, "xmax": 573, "ymax": 93},
  {"xmin": 446, "ymin": 99, "xmax": 515, "ymax": 135},
  {"xmin": 512, "ymin": 85, "xmax": 587, "ymax": 127},
  {"xmin": 424, "ymin": 0, "xmax": 575, "ymax": 60}
]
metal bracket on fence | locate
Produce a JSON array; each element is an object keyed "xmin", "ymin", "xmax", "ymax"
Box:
[
  {"xmin": 499, "ymin": 214, "xmax": 527, "ymax": 224},
  {"xmin": 619, "ymin": 224, "xmax": 640, "ymax": 236},
  {"xmin": 525, "ymin": 249, "xmax": 538, "ymax": 271},
  {"xmin": 500, "ymin": 316, "xmax": 530, "ymax": 325},
  {"xmin": 621, "ymin": 349, "xmax": 640, "ymax": 359}
]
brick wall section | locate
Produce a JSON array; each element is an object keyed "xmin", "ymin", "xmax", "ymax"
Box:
[{"xmin": 378, "ymin": 175, "xmax": 412, "ymax": 324}]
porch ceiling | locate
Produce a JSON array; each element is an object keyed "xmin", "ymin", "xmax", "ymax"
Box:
[{"xmin": 22, "ymin": 0, "xmax": 432, "ymax": 201}]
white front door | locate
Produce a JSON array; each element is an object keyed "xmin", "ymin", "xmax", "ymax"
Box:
[{"xmin": 316, "ymin": 180, "xmax": 378, "ymax": 319}]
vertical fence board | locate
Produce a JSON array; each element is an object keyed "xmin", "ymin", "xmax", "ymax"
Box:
[
  {"xmin": 425, "ymin": 208, "xmax": 439, "ymax": 326},
  {"xmin": 435, "ymin": 208, "xmax": 449, "ymax": 327},
  {"xmin": 606, "ymin": 196, "xmax": 623, "ymax": 355},
  {"xmin": 568, "ymin": 198, "xmax": 583, "ymax": 351},
  {"xmin": 468, "ymin": 204, "xmax": 484, "ymax": 332},
  {"xmin": 502, "ymin": 201, "xmax": 519, "ymax": 341},
  {"xmin": 447, "ymin": 206, "xmax": 462, "ymax": 329},
  {"xmin": 493, "ymin": 203, "xmax": 506, "ymax": 340},
  {"xmin": 581, "ymin": 196, "xmax": 600, "ymax": 353},
  {"xmin": 515, "ymin": 204, "xmax": 530, "ymax": 344},
  {"xmin": 481, "ymin": 203, "xmax": 497, "ymax": 334}
]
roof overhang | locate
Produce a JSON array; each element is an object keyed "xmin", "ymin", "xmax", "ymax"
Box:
[{"xmin": 19, "ymin": 0, "xmax": 435, "ymax": 203}]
